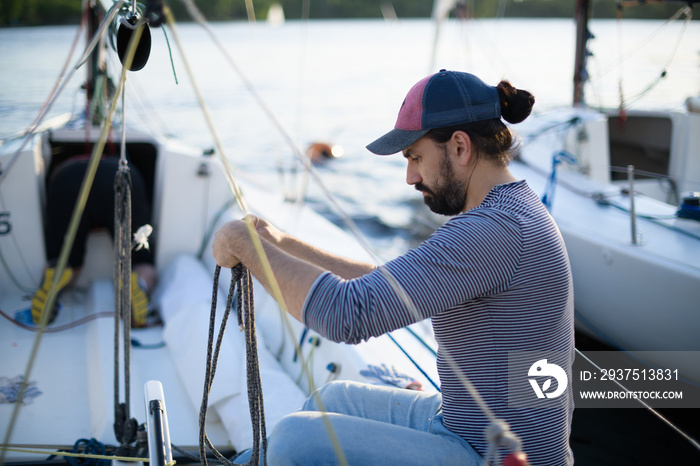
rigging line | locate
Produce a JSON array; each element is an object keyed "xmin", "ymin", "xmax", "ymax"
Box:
[
  {"xmin": 617, "ymin": 3, "xmax": 626, "ymax": 114},
  {"xmin": 74, "ymin": 0, "xmax": 126, "ymax": 70},
  {"xmin": 0, "ymin": 226, "xmax": 36, "ymax": 293},
  {"xmin": 114, "ymin": 163, "xmax": 135, "ymax": 443},
  {"xmin": 162, "ymin": 6, "xmax": 247, "ymax": 214},
  {"xmin": 623, "ymin": 7, "xmax": 693, "ymax": 108},
  {"xmin": 176, "ymin": 0, "xmax": 511, "ymax": 436},
  {"xmin": 595, "ymin": 5, "xmax": 691, "ymax": 81},
  {"xmin": 169, "ymin": 3, "xmax": 348, "ymax": 451},
  {"xmin": 29, "ymin": 5, "xmax": 88, "ymax": 130},
  {"xmin": 111, "ymin": 19, "xmax": 150, "ymax": 448},
  {"xmin": 163, "ymin": 3, "xmax": 312, "ymax": 392},
  {"xmin": 293, "ymin": 0, "xmax": 312, "ymax": 207},
  {"xmin": 0, "ymin": 19, "xmax": 146, "ymax": 465},
  {"xmin": 163, "ymin": 8, "xmax": 298, "ymax": 376},
  {"xmin": 575, "ymin": 348, "xmax": 700, "ymax": 452},
  {"xmin": 175, "ymin": 0, "xmax": 369, "ymax": 260},
  {"xmin": 0, "ymin": 5, "xmax": 90, "ymax": 187},
  {"xmin": 176, "ymin": 0, "xmax": 415, "ymax": 290},
  {"xmin": 386, "ymin": 333, "xmax": 440, "ymax": 392},
  {"xmin": 0, "ymin": 308, "xmax": 113, "ymax": 332}
]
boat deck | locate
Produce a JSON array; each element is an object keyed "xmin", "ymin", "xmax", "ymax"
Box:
[{"xmin": 0, "ymin": 280, "xmax": 229, "ymax": 463}]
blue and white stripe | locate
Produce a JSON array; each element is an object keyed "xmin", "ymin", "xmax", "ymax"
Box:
[{"xmin": 304, "ymin": 180, "xmax": 574, "ymax": 465}]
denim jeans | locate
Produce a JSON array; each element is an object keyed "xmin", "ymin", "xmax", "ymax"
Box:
[{"xmin": 234, "ymin": 380, "xmax": 481, "ymax": 465}]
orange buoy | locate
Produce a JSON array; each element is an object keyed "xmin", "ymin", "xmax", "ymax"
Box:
[
  {"xmin": 504, "ymin": 451, "xmax": 529, "ymax": 466},
  {"xmin": 306, "ymin": 142, "xmax": 342, "ymax": 163}
]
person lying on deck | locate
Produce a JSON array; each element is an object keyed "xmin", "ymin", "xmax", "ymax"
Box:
[{"xmin": 212, "ymin": 70, "xmax": 575, "ymax": 465}]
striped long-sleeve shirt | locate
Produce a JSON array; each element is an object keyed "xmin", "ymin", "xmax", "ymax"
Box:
[{"xmin": 303, "ymin": 180, "xmax": 574, "ymax": 465}]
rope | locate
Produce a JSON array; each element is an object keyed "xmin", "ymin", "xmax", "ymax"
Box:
[
  {"xmin": 0, "ymin": 307, "xmax": 114, "ymax": 332},
  {"xmin": 609, "ymin": 5, "xmax": 693, "ymax": 109},
  {"xmin": 113, "ymin": 161, "xmax": 139, "ymax": 447},
  {"xmin": 0, "ymin": 445, "xmax": 142, "ymax": 463},
  {"xmin": 199, "ymin": 265, "xmax": 267, "ymax": 466},
  {"xmin": 386, "ymin": 333, "xmax": 440, "ymax": 392},
  {"xmin": 65, "ymin": 438, "xmax": 111, "ymax": 466}
]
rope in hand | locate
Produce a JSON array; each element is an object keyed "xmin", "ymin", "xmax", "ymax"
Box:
[{"xmin": 199, "ymin": 264, "xmax": 267, "ymax": 466}]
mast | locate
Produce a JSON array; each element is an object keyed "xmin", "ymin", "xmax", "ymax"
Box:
[
  {"xmin": 573, "ymin": 0, "xmax": 591, "ymax": 106},
  {"xmin": 86, "ymin": 1, "xmax": 107, "ymax": 127}
]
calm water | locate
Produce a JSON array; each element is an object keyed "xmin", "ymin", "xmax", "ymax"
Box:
[{"xmin": 1, "ymin": 17, "xmax": 699, "ymax": 257}]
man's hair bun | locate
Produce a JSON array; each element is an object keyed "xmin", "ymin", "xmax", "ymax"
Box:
[{"xmin": 497, "ymin": 81, "xmax": 535, "ymax": 124}]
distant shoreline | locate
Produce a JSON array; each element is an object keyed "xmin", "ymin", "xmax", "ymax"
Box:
[{"xmin": 1, "ymin": 0, "xmax": 695, "ymax": 28}]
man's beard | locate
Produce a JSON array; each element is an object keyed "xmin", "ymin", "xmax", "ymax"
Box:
[{"xmin": 415, "ymin": 147, "xmax": 467, "ymax": 216}]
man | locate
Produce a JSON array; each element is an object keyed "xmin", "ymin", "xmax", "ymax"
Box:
[{"xmin": 213, "ymin": 70, "xmax": 574, "ymax": 465}]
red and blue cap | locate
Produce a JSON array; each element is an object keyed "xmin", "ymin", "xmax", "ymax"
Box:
[{"xmin": 366, "ymin": 70, "xmax": 501, "ymax": 155}]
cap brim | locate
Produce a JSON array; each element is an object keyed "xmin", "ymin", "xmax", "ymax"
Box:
[{"xmin": 366, "ymin": 129, "xmax": 430, "ymax": 155}]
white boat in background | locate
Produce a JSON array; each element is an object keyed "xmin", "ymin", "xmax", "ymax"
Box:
[
  {"xmin": 516, "ymin": 1, "xmax": 700, "ymax": 370},
  {"xmin": 266, "ymin": 3, "xmax": 285, "ymax": 27},
  {"xmin": 420, "ymin": 0, "xmax": 700, "ymax": 380},
  {"xmin": 0, "ymin": 1, "xmax": 438, "ymax": 464}
]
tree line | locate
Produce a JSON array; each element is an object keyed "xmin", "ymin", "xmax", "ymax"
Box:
[{"xmin": 1, "ymin": 0, "xmax": 693, "ymax": 27}]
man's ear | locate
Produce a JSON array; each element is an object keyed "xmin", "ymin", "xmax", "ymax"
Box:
[{"xmin": 451, "ymin": 131, "xmax": 474, "ymax": 167}]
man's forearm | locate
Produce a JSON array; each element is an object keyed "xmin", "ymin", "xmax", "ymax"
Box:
[{"xmin": 274, "ymin": 232, "xmax": 376, "ymax": 279}]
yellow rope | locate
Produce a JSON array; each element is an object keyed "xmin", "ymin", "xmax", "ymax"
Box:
[
  {"xmin": 0, "ymin": 446, "xmax": 164, "ymax": 464},
  {"xmin": 164, "ymin": 4, "xmax": 350, "ymax": 465}
]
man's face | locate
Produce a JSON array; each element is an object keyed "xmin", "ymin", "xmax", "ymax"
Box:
[{"xmin": 403, "ymin": 138, "xmax": 467, "ymax": 216}]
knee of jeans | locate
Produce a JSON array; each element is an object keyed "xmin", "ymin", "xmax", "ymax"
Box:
[
  {"xmin": 267, "ymin": 412, "xmax": 327, "ymax": 464},
  {"xmin": 302, "ymin": 380, "xmax": 348, "ymax": 411}
]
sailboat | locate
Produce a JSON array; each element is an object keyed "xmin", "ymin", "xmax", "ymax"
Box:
[
  {"xmin": 421, "ymin": 0, "xmax": 700, "ymax": 381},
  {"xmin": 0, "ymin": 1, "xmax": 439, "ymax": 464}
]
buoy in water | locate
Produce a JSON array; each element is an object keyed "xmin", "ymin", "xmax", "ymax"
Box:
[{"xmin": 306, "ymin": 142, "xmax": 343, "ymax": 163}]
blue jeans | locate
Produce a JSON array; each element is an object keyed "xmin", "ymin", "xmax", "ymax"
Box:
[{"xmin": 235, "ymin": 380, "xmax": 481, "ymax": 465}]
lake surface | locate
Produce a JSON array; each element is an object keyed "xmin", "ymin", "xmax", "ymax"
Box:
[
  {"xmin": 1, "ymin": 17, "xmax": 698, "ymax": 256},
  {"xmin": 2, "ymin": 16, "xmax": 700, "ymax": 462}
]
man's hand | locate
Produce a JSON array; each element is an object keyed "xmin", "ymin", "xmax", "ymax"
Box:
[
  {"xmin": 212, "ymin": 219, "xmax": 247, "ymax": 269},
  {"xmin": 212, "ymin": 215, "xmax": 282, "ymax": 269},
  {"xmin": 251, "ymin": 216, "xmax": 285, "ymax": 246}
]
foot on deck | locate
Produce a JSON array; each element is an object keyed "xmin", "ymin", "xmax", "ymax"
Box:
[
  {"xmin": 130, "ymin": 271, "xmax": 150, "ymax": 328},
  {"xmin": 31, "ymin": 267, "xmax": 73, "ymax": 325}
]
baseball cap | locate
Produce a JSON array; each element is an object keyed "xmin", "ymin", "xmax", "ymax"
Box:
[{"xmin": 366, "ymin": 70, "xmax": 501, "ymax": 155}]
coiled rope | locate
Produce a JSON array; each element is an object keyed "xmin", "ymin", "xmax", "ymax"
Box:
[
  {"xmin": 199, "ymin": 264, "xmax": 267, "ymax": 466},
  {"xmin": 65, "ymin": 438, "xmax": 111, "ymax": 466}
]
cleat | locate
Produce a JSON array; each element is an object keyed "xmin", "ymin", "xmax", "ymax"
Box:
[{"xmin": 31, "ymin": 267, "xmax": 73, "ymax": 325}]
